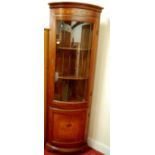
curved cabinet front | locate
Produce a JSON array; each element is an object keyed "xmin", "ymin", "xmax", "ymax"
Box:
[{"xmin": 46, "ymin": 107, "xmax": 88, "ymax": 151}]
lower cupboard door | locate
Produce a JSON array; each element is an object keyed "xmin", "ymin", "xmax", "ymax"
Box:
[{"xmin": 47, "ymin": 107, "xmax": 87, "ymax": 146}]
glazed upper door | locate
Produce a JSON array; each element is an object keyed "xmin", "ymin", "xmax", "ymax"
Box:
[{"xmin": 53, "ymin": 20, "xmax": 93, "ymax": 102}]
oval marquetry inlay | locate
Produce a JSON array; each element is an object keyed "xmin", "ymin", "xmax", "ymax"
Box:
[{"xmin": 66, "ymin": 123, "xmax": 72, "ymax": 127}]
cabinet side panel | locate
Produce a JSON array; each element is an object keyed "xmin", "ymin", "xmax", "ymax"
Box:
[
  {"xmin": 48, "ymin": 12, "xmax": 57, "ymax": 105},
  {"xmin": 44, "ymin": 28, "xmax": 49, "ymax": 143},
  {"xmin": 86, "ymin": 16, "xmax": 101, "ymax": 139}
]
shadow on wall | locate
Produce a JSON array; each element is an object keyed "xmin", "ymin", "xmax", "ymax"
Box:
[{"xmin": 88, "ymin": 16, "xmax": 110, "ymax": 146}]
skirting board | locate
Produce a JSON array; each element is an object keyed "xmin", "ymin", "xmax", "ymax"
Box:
[{"xmin": 87, "ymin": 137, "xmax": 110, "ymax": 155}]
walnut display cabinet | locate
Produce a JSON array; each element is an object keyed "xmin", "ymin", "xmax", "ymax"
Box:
[{"xmin": 45, "ymin": 2, "xmax": 103, "ymax": 153}]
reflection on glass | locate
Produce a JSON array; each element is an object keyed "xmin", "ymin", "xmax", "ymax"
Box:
[{"xmin": 54, "ymin": 20, "xmax": 93, "ymax": 102}]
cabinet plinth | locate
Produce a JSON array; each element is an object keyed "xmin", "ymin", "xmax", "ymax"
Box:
[{"xmin": 45, "ymin": 2, "xmax": 103, "ymax": 153}]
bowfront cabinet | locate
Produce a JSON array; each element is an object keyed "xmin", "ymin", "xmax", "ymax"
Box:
[{"xmin": 45, "ymin": 2, "xmax": 103, "ymax": 153}]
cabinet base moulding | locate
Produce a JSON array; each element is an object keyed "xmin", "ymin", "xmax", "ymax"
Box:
[{"xmin": 45, "ymin": 143, "xmax": 88, "ymax": 153}]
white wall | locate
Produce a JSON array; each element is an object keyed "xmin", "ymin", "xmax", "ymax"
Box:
[
  {"xmin": 88, "ymin": 13, "xmax": 110, "ymax": 154},
  {"xmin": 87, "ymin": 5, "xmax": 110, "ymax": 154},
  {"xmin": 43, "ymin": 1, "xmax": 110, "ymax": 154}
]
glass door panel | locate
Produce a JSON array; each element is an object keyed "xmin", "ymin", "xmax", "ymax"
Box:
[
  {"xmin": 54, "ymin": 79, "xmax": 87, "ymax": 101},
  {"xmin": 54, "ymin": 20, "xmax": 93, "ymax": 102}
]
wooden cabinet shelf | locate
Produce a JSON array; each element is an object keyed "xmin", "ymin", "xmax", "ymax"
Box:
[
  {"xmin": 53, "ymin": 99, "xmax": 87, "ymax": 104},
  {"xmin": 45, "ymin": 2, "xmax": 103, "ymax": 153},
  {"xmin": 52, "ymin": 100, "xmax": 88, "ymax": 109},
  {"xmin": 58, "ymin": 76, "xmax": 88, "ymax": 80},
  {"xmin": 57, "ymin": 47, "xmax": 90, "ymax": 51}
]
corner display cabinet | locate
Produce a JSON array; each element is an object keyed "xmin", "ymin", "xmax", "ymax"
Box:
[{"xmin": 45, "ymin": 2, "xmax": 103, "ymax": 153}]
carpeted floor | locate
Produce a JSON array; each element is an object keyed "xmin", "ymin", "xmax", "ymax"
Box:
[{"xmin": 44, "ymin": 148, "xmax": 104, "ymax": 155}]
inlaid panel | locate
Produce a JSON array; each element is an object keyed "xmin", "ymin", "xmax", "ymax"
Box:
[{"xmin": 48, "ymin": 108, "xmax": 87, "ymax": 144}]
